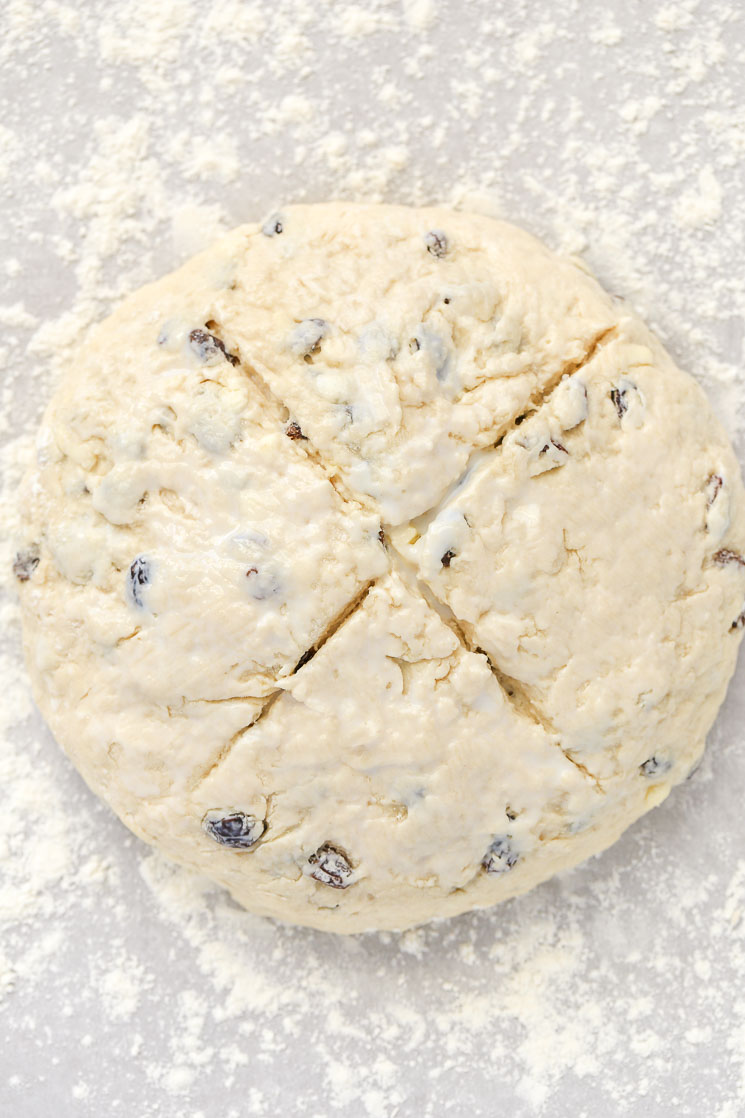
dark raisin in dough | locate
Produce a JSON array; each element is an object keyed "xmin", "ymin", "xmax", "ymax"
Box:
[
  {"xmin": 203, "ymin": 811, "xmax": 265, "ymax": 849},
  {"xmin": 128, "ymin": 556, "xmax": 151, "ymax": 607},
  {"xmin": 424, "ymin": 230, "xmax": 448, "ymax": 257},
  {"xmin": 308, "ymin": 842, "xmax": 353, "ymax": 888},
  {"xmin": 13, "ymin": 547, "xmax": 40, "ymax": 582},
  {"xmin": 640, "ymin": 756, "xmax": 672, "ymax": 777},
  {"xmin": 188, "ymin": 328, "xmax": 239, "ymax": 366},
  {"xmin": 609, "ymin": 385, "xmax": 628, "ymax": 419},
  {"xmin": 262, "ymin": 213, "xmax": 284, "ymax": 236},
  {"xmin": 482, "ymin": 835, "xmax": 519, "ymax": 875},
  {"xmin": 714, "ymin": 549, "xmax": 745, "ymax": 568}
]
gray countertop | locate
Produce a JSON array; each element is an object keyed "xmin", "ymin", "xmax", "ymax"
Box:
[{"xmin": 1, "ymin": 1, "xmax": 744, "ymax": 1115}]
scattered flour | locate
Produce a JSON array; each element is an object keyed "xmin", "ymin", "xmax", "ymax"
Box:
[{"xmin": 1, "ymin": 0, "xmax": 744, "ymax": 1114}]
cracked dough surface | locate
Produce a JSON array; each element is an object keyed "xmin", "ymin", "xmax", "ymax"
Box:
[{"xmin": 15, "ymin": 203, "xmax": 745, "ymax": 933}]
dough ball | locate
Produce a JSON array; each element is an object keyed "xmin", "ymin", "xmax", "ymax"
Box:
[{"xmin": 14, "ymin": 203, "xmax": 745, "ymax": 932}]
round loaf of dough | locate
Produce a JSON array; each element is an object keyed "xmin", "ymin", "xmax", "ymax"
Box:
[{"xmin": 15, "ymin": 203, "xmax": 745, "ymax": 933}]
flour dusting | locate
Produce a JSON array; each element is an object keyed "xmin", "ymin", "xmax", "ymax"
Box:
[{"xmin": 1, "ymin": 0, "xmax": 745, "ymax": 1114}]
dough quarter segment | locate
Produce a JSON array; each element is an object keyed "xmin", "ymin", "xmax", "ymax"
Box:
[
  {"xmin": 14, "ymin": 204, "xmax": 745, "ymax": 932},
  {"xmin": 165, "ymin": 573, "xmax": 605, "ymax": 930},
  {"xmin": 216, "ymin": 203, "xmax": 620, "ymax": 525},
  {"xmin": 399, "ymin": 319, "xmax": 745, "ymax": 788},
  {"xmin": 16, "ymin": 268, "xmax": 388, "ymax": 811}
]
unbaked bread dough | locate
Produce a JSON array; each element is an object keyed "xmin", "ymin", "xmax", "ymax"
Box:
[{"xmin": 14, "ymin": 203, "xmax": 745, "ymax": 933}]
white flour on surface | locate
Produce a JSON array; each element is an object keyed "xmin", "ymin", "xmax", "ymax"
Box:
[{"xmin": 1, "ymin": 0, "xmax": 744, "ymax": 1115}]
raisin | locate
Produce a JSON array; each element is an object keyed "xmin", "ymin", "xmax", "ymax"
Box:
[
  {"xmin": 294, "ymin": 647, "xmax": 316, "ymax": 671},
  {"xmin": 610, "ymin": 386, "xmax": 628, "ymax": 420},
  {"xmin": 539, "ymin": 439, "xmax": 568, "ymax": 456},
  {"xmin": 289, "ymin": 318, "xmax": 328, "ymax": 359},
  {"xmin": 424, "ymin": 230, "xmax": 448, "ymax": 257},
  {"xmin": 202, "ymin": 810, "xmax": 265, "ymax": 850},
  {"xmin": 262, "ymin": 213, "xmax": 284, "ymax": 236},
  {"xmin": 639, "ymin": 756, "xmax": 672, "ymax": 777},
  {"xmin": 128, "ymin": 556, "xmax": 151, "ymax": 607},
  {"xmin": 308, "ymin": 842, "xmax": 353, "ymax": 889},
  {"xmin": 188, "ymin": 328, "xmax": 239, "ymax": 366},
  {"xmin": 482, "ymin": 835, "xmax": 518, "ymax": 875},
  {"xmin": 714, "ymin": 549, "xmax": 745, "ymax": 568},
  {"xmin": 245, "ymin": 566, "xmax": 280, "ymax": 600},
  {"xmin": 706, "ymin": 474, "xmax": 723, "ymax": 507},
  {"xmin": 285, "ymin": 421, "xmax": 307, "ymax": 440},
  {"xmin": 13, "ymin": 547, "xmax": 40, "ymax": 582},
  {"xmin": 441, "ymin": 549, "xmax": 456, "ymax": 568}
]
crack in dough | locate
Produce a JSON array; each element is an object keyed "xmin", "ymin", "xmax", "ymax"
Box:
[{"xmin": 188, "ymin": 689, "xmax": 284, "ymax": 794}]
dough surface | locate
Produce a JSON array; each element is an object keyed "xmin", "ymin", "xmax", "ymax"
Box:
[{"xmin": 15, "ymin": 203, "xmax": 745, "ymax": 933}]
